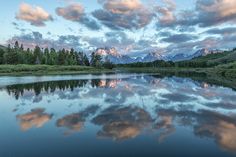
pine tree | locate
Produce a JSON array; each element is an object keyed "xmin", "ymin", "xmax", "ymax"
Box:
[
  {"xmin": 83, "ymin": 54, "xmax": 90, "ymax": 66},
  {"xmin": 25, "ymin": 48, "xmax": 34, "ymax": 64},
  {"xmin": 58, "ymin": 49, "xmax": 65, "ymax": 65},
  {"xmin": 69, "ymin": 49, "xmax": 77, "ymax": 65},
  {"xmin": 5, "ymin": 44, "xmax": 18, "ymax": 64},
  {"xmin": 90, "ymin": 52, "xmax": 102, "ymax": 67},
  {"xmin": 49, "ymin": 48, "xmax": 57, "ymax": 65},
  {"xmin": 77, "ymin": 52, "xmax": 84, "ymax": 65},
  {"xmin": 33, "ymin": 46, "xmax": 42, "ymax": 64},
  {"xmin": 14, "ymin": 41, "xmax": 19, "ymax": 50},
  {"xmin": 103, "ymin": 57, "xmax": 114, "ymax": 69},
  {"xmin": 0, "ymin": 48, "xmax": 5, "ymax": 64},
  {"xmin": 44, "ymin": 48, "xmax": 50, "ymax": 64},
  {"xmin": 18, "ymin": 44, "xmax": 25, "ymax": 64}
]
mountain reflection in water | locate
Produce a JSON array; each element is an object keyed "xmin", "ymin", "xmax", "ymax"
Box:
[{"xmin": 0, "ymin": 74, "xmax": 236, "ymax": 157}]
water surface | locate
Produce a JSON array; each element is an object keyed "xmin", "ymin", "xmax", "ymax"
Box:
[{"xmin": 0, "ymin": 74, "xmax": 236, "ymax": 157}]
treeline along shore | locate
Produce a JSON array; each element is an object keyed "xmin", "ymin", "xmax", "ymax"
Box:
[
  {"xmin": 0, "ymin": 41, "xmax": 236, "ymax": 79},
  {"xmin": 0, "ymin": 41, "xmax": 114, "ymax": 75}
]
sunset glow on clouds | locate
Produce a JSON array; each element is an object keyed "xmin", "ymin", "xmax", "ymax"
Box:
[{"xmin": 1, "ymin": 0, "xmax": 236, "ymax": 56}]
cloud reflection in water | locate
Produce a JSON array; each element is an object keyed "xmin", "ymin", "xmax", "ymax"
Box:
[{"xmin": 3, "ymin": 74, "xmax": 236, "ymax": 153}]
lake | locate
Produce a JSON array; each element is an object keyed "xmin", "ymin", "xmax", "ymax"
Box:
[{"xmin": 0, "ymin": 73, "xmax": 236, "ymax": 157}]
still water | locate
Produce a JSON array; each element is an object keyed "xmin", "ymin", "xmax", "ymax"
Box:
[{"xmin": 0, "ymin": 73, "xmax": 236, "ymax": 157}]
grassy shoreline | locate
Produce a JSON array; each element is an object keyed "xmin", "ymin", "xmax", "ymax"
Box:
[
  {"xmin": 118, "ymin": 67, "xmax": 236, "ymax": 90},
  {"xmin": 0, "ymin": 64, "xmax": 114, "ymax": 76},
  {"xmin": 0, "ymin": 64, "xmax": 235, "ymax": 78},
  {"xmin": 118, "ymin": 67, "xmax": 236, "ymax": 78},
  {"xmin": 0, "ymin": 65, "xmax": 235, "ymax": 90}
]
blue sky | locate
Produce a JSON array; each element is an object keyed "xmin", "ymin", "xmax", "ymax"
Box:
[{"xmin": 1, "ymin": 0, "xmax": 236, "ymax": 56}]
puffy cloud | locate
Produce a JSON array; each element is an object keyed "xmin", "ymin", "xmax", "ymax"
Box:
[
  {"xmin": 156, "ymin": 108, "xmax": 236, "ymax": 152},
  {"xmin": 56, "ymin": 3, "xmax": 100, "ymax": 30},
  {"xmin": 165, "ymin": 0, "xmax": 236, "ymax": 28},
  {"xmin": 201, "ymin": 120, "xmax": 236, "ymax": 152},
  {"xmin": 92, "ymin": 0, "xmax": 155, "ymax": 30},
  {"xmin": 155, "ymin": 113, "xmax": 175, "ymax": 143},
  {"xmin": 56, "ymin": 106, "xmax": 99, "ymax": 135},
  {"xmin": 92, "ymin": 106, "xmax": 152, "ymax": 140},
  {"xmin": 195, "ymin": 0, "xmax": 236, "ymax": 27},
  {"xmin": 16, "ymin": 3, "xmax": 53, "ymax": 26},
  {"xmin": 192, "ymin": 111, "xmax": 236, "ymax": 152},
  {"xmin": 16, "ymin": 108, "xmax": 53, "ymax": 131},
  {"xmin": 56, "ymin": 113, "xmax": 84, "ymax": 133},
  {"xmin": 102, "ymin": 0, "xmax": 142, "ymax": 14},
  {"xmin": 155, "ymin": 0, "xmax": 176, "ymax": 25}
]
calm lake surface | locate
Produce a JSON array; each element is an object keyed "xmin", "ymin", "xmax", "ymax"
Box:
[{"xmin": 1, "ymin": 73, "xmax": 236, "ymax": 157}]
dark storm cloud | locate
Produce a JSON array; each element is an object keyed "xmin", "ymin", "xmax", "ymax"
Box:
[
  {"xmin": 92, "ymin": 0, "xmax": 155, "ymax": 30},
  {"xmin": 56, "ymin": 3, "xmax": 101, "ymax": 30}
]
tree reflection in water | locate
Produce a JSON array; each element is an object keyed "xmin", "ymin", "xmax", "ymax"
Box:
[{"xmin": 2, "ymin": 74, "xmax": 236, "ymax": 154}]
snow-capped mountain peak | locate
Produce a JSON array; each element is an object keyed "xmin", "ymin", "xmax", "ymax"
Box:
[
  {"xmin": 95, "ymin": 48, "xmax": 133, "ymax": 64},
  {"xmin": 142, "ymin": 52, "xmax": 165, "ymax": 62},
  {"xmin": 95, "ymin": 47, "xmax": 121, "ymax": 57},
  {"xmin": 93, "ymin": 47, "xmax": 223, "ymax": 64},
  {"xmin": 190, "ymin": 48, "xmax": 223, "ymax": 58}
]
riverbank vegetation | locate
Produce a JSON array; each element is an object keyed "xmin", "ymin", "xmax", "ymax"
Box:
[
  {"xmin": 0, "ymin": 41, "xmax": 114, "ymax": 69},
  {"xmin": 119, "ymin": 49, "xmax": 236, "ymax": 79},
  {"xmin": 0, "ymin": 41, "xmax": 235, "ymax": 79},
  {"xmin": 0, "ymin": 64, "xmax": 114, "ymax": 75}
]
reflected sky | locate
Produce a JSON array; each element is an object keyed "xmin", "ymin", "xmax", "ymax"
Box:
[{"xmin": 0, "ymin": 74, "xmax": 236, "ymax": 157}]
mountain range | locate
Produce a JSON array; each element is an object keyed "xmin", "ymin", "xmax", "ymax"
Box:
[
  {"xmin": 0, "ymin": 44, "xmax": 223, "ymax": 64},
  {"xmin": 95, "ymin": 47, "xmax": 223, "ymax": 64}
]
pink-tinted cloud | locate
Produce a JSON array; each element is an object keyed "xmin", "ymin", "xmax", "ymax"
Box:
[
  {"xmin": 156, "ymin": 0, "xmax": 176, "ymax": 25},
  {"xmin": 93, "ymin": 0, "xmax": 155, "ymax": 30},
  {"xmin": 16, "ymin": 3, "xmax": 53, "ymax": 26}
]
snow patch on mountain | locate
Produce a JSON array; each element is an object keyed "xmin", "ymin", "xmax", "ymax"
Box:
[{"xmin": 94, "ymin": 47, "xmax": 223, "ymax": 64}]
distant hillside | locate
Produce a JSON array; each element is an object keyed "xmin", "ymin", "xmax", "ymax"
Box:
[
  {"xmin": 182, "ymin": 50, "xmax": 236, "ymax": 67},
  {"xmin": 170, "ymin": 49, "xmax": 223, "ymax": 61},
  {"xmin": 120, "ymin": 49, "xmax": 236, "ymax": 69}
]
